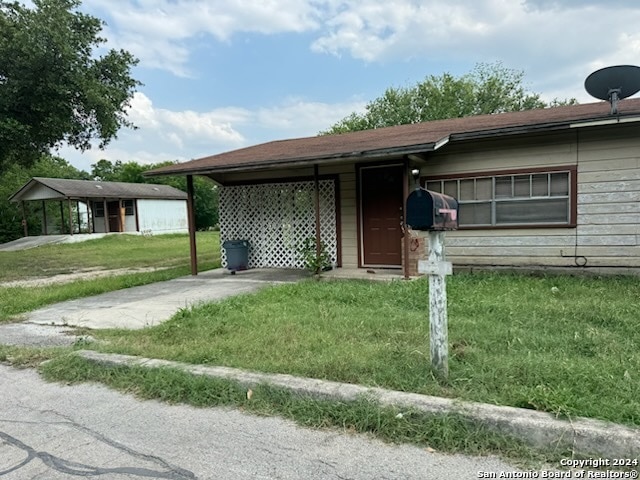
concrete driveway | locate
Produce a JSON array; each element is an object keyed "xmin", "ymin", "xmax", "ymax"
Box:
[
  {"xmin": 16, "ymin": 268, "xmax": 309, "ymax": 331},
  {"xmin": 0, "ymin": 234, "xmax": 108, "ymax": 252}
]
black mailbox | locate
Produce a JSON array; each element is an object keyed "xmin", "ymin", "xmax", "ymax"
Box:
[{"xmin": 406, "ymin": 188, "xmax": 459, "ymax": 231}]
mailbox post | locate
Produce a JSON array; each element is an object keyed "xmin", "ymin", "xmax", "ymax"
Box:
[{"xmin": 406, "ymin": 187, "xmax": 458, "ymax": 381}]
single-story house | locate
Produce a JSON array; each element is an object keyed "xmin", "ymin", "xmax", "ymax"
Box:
[
  {"xmin": 10, "ymin": 177, "xmax": 189, "ymax": 236},
  {"xmin": 146, "ymin": 98, "xmax": 640, "ymax": 276}
]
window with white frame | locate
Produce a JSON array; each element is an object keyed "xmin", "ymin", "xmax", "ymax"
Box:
[
  {"xmin": 123, "ymin": 200, "xmax": 134, "ymax": 216},
  {"xmin": 425, "ymin": 169, "xmax": 573, "ymax": 227},
  {"xmin": 94, "ymin": 202, "xmax": 104, "ymax": 218}
]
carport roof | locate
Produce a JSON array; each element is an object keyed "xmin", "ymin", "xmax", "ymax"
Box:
[
  {"xmin": 9, "ymin": 177, "xmax": 188, "ymax": 203},
  {"xmin": 145, "ymin": 98, "xmax": 640, "ymax": 177}
]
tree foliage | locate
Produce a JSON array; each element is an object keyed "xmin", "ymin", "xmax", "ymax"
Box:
[
  {"xmin": 0, "ymin": 0, "xmax": 140, "ymax": 172},
  {"xmin": 90, "ymin": 159, "xmax": 219, "ymax": 231},
  {"xmin": 322, "ymin": 63, "xmax": 578, "ymax": 134}
]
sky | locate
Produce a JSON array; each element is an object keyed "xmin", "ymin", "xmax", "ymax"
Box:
[{"xmin": 57, "ymin": 0, "xmax": 640, "ymax": 173}]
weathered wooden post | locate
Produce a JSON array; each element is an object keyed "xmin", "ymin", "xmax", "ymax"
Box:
[
  {"xmin": 419, "ymin": 232, "xmax": 452, "ymax": 380},
  {"xmin": 406, "ymin": 176, "xmax": 458, "ymax": 382}
]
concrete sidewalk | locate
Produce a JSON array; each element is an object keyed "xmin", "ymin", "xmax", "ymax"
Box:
[{"xmin": 20, "ymin": 268, "xmax": 309, "ymax": 330}]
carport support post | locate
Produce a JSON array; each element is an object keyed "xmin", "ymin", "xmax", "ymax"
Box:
[
  {"xmin": 186, "ymin": 174, "xmax": 198, "ymax": 276},
  {"xmin": 76, "ymin": 201, "xmax": 81, "ymax": 233},
  {"xmin": 428, "ymin": 231, "xmax": 449, "ymax": 380},
  {"xmin": 313, "ymin": 164, "xmax": 322, "ymax": 261},
  {"xmin": 102, "ymin": 199, "xmax": 108, "ymax": 233},
  {"xmin": 59, "ymin": 201, "xmax": 65, "ymax": 234},
  {"xmin": 21, "ymin": 201, "xmax": 28, "ymax": 237},
  {"xmin": 402, "ymin": 159, "xmax": 410, "ymax": 280},
  {"xmin": 68, "ymin": 198, "xmax": 74, "ymax": 235},
  {"xmin": 42, "ymin": 201, "xmax": 48, "ymax": 235}
]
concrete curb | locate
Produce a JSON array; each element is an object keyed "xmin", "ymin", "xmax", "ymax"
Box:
[{"xmin": 75, "ymin": 350, "xmax": 640, "ymax": 458}]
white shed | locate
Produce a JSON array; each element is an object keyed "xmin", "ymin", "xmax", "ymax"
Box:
[{"xmin": 10, "ymin": 177, "xmax": 188, "ymax": 236}]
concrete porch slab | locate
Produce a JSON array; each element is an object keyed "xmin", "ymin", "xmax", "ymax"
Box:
[{"xmin": 320, "ymin": 268, "xmax": 413, "ymax": 281}]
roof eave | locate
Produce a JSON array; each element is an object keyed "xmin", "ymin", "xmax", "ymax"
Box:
[
  {"xmin": 451, "ymin": 114, "xmax": 640, "ymax": 142},
  {"xmin": 144, "ymin": 142, "xmax": 437, "ymax": 177}
]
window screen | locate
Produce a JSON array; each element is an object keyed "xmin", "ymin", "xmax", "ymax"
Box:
[{"xmin": 425, "ymin": 170, "xmax": 571, "ymax": 227}]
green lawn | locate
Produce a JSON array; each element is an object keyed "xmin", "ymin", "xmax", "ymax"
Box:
[
  {"xmin": 0, "ymin": 231, "xmax": 220, "ymax": 282},
  {"xmin": 0, "ymin": 232, "xmax": 221, "ymax": 322},
  {"xmin": 87, "ymin": 272, "xmax": 640, "ymax": 427}
]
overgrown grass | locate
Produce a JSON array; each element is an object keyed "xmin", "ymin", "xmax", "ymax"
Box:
[
  {"xmin": 39, "ymin": 354, "xmax": 562, "ymax": 465},
  {"xmin": 0, "ymin": 232, "xmax": 221, "ymax": 322},
  {"xmin": 89, "ymin": 272, "xmax": 640, "ymax": 427},
  {"xmin": 0, "ymin": 231, "xmax": 219, "ymax": 282}
]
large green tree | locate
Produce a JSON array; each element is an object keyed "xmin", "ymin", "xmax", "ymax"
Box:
[
  {"xmin": 90, "ymin": 159, "xmax": 219, "ymax": 230},
  {"xmin": 0, "ymin": 0, "xmax": 140, "ymax": 172},
  {"xmin": 323, "ymin": 63, "xmax": 577, "ymax": 134}
]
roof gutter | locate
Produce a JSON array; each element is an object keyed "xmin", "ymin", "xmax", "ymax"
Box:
[
  {"xmin": 569, "ymin": 115, "xmax": 640, "ymax": 128},
  {"xmin": 434, "ymin": 135, "xmax": 450, "ymax": 150}
]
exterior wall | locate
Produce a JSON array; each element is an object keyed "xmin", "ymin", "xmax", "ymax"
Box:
[
  {"xmin": 422, "ymin": 125, "xmax": 640, "ymax": 272},
  {"xmin": 574, "ymin": 126, "xmax": 640, "ymax": 268},
  {"xmin": 320, "ymin": 164, "xmax": 358, "ymax": 269},
  {"xmin": 137, "ymin": 199, "xmax": 188, "ymax": 234}
]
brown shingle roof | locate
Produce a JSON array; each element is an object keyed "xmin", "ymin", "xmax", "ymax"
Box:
[
  {"xmin": 10, "ymin": 177, "xmax": 187, "ymax": 202},
  {"xmin": 146, "ymin": 98, "xmax": 640, "ymax": 176}
]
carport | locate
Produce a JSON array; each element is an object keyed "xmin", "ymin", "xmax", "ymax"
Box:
[{"xmin": 9, "ymin": 177, "xmax": 188, "ymax": 237}]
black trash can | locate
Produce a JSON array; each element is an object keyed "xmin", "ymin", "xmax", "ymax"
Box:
[{"xmin": 223, "ymin": 240, "xmax": 249, "ymax": 273}]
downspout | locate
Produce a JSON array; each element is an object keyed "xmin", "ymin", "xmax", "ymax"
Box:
[
  {"xmin": 402, "ymin": 158, "xmax": 410, "ymax": 280},
  {"xmin": 313, "ymin": 164, "xmax": 322, "ymax": 263},
  {"xmin": 186, "ymin": 175, "xmax": 198, "ymax": 276}
]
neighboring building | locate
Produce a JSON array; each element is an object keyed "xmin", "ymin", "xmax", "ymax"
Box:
[
  {"xmin": 10, "ymin": 178, "xmax": 188, "ymax": 236},
  {"xmin": 146, "ymin": 98, "xmax": 640, "ymax": 275}
]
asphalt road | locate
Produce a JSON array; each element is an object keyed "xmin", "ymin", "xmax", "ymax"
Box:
[{"xmin": 0, "ymin": 365, "xmax": 521, "ymax": 480}]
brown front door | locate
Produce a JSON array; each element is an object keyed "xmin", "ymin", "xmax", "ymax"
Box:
[
  {"xmin": 360, "ymin": 165, "xmax": 404, "ymax": 267},
  {"xmin": 107, "ymin": 201, "xmax": 122, "ymax": 232}
]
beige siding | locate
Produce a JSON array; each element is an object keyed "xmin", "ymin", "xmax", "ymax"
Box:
[
  {"xmin": 424, "ymin": 131, "xmax": 577, "ymax": 177},
  {"xmin": 419, "ymin": 125, "xmax": 640, "ymax": 272},
  {"xmin": 320, "ymin": 163, "xmax": 358, "ymax": 268},
  {"xmin": 574, "ymin": 125, "xmax": 640, "ymax": 269}
]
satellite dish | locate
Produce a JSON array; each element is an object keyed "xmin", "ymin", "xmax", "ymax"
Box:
[{"xmin": 585, "ymin": 65, "xmax": 640, "ymax": 114}]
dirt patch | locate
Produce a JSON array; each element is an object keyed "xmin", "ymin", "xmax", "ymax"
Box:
[{"xmin": 0, "ymin": 267, "xmax": 169, "ymax": 289}]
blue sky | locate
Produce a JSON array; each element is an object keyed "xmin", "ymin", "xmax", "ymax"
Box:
[{"xmin": 57, "ymin": 0, "xmax": 640, "ymax": 172}]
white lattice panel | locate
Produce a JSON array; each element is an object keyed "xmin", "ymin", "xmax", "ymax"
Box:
[{"xmin": 220, "ymin": 180, "xmax": 337, "ymax": 269}]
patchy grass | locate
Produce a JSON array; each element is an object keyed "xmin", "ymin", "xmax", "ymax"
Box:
[
  {"xmin": 89, "ymin": 273, "xmax": 640, "ymax": 427},
  {"xmin": 0, "ymin": 231, "xmax": 219, "ymax": 282},
  {"xmin": 0, "ymin": 232, "xmax": 220, "ymax": 323},
  {"xmin": 0, "ymin": 266, "xmax": 197, "ymax": 323},
  {"xmin": 0, "ymin": 345, "xmax": 70, "ymax": 368},
  {"xmin": 39, "ymin": 354, "xmax": 561, "ymax": 466}
]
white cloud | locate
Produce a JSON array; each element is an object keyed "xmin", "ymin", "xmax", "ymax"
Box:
[
  {"xmin": 85, "ymin": 0, "xmax": 322, "ymax": 76},
  {"xmin": 59, "ymin": 95, "xmax": 366, "ymax": 171},
  {"xmin": 127, "ymin": 92, "xmax": 248, "ymax": 145},
  {"xmin": 255, "ymin": 98, "xmax": 366, "ymax": 137}
]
